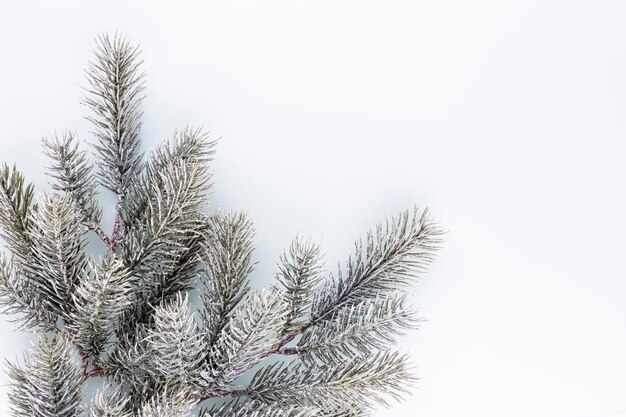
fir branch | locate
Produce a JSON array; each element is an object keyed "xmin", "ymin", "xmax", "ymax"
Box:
[
  {"xmin": 6, "ymin": 334, "xmax": 83, "ymax": 417},
  {"xmin": 247, "ymin": 351, "xmax": 413, "ymax": 412},
  {"xmin": 115, "ymin": 225, "xmax": 207, "ymax": 340},
  {"xmin": 113, "ymin": 153, "xmax": 212, "ymax": 383},
  {"xmin": 311, "ymin": 207, "xmax": 443, "ymax": 324},
  {"xmin": 111, "ymin": 128, "xmax": 215, "ymax": 356},
  {"xmin": 69, "ymin": 254, "xmax": 134, "ymax": 357},
  {"xmin": 122, "ymin": 127, "xmax": 216, "ymax": 233},
  {"xmin": 0, "ymin": 166, "xmax": 58, "ymax": 330},
  {"xmin": 0, "ymin": 34, "xmax": 441, "ymax": 416},
  {"xmin": 122, "ymin": 140, "xmax": 212, "ymax": 275},
  {"xmin": 135, "ymin": 390, "xmax": 195, "ymax": 417},
  {"xmin": 0, "ymin": 163, "xmax": 35, "ymax": 260},
  {"xmin": 106, "ymin": 225, "xmax": 208, "ymax": 387},
  {"xmin": 42, "ymin": 131, "xmax": 108, "ymax": 246},
  {"xmin": 83, "ymin": 33, "xmax": 145, "ymax": 200},
  {"xmin": 25, "ymin": 193, "xmax": 88, "ymax": 321},
  {"xmin": 0, "ymin": 254, "xmax": 55, "ymax": 331},
  {"xmin": 201, "ymin": 400, "xmax": 320, "ymax": 417},
  {"xmin": 276, "ymin": 237, "xmax": 324, "ymax": 335},
  {"xmin": 0, "ymin": 168, "xmax": 90, "ymax": 329},
  {"xmin": 295, "ymin": 295, "xmax": 419, "ymax": 364},
  {"xmin": 143, "ymin": 294, "xmax": 206, "ymax": 390},
  {"xmin": 200, "ymin": 211, "xmax": 255, "ymax": 348},
  {"xmin": 102, "ymin": 327, "xmax": 147, "ymax": 392},
  {"xmin": 203, "ymin": 288, "xmax": 288, "ymax": 389},
  {"xmin": 86, "ymin": 385, "xmax": 132, "ymax": 417}
]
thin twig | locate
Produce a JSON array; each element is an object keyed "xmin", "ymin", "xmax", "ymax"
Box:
[
  {"xmin": 91, "ymin": 220, "xmax": 112, "ymax": 247},
  {"xmin": 109, "ymin": 213, "xmax": 121, "ymax": 250},
  {"xmin": 265, "ymin": 323, "xmax": 310, "ymax": 358}
]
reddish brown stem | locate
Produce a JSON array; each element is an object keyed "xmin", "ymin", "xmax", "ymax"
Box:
[
  {"xmin": 92, "ymin": 221, "xmax": 112, "ymax": 247},
  {"xmin": 279, "ymin": 347, "xmax": 299, "ymax": 355},
  {"xmin": 263, "ymin": 325, "xmax": 308, "ymax": 358},
  {"xmin": 79, "ymin": 349, "xmax": 105, "ymax": 379},
  {"xmin": 193, "ymin": 388, "xmax": 246, "ymax": 406},
  {"xmin": 109, "ymin": 214, "xmax": 121, "ymax": 250},
  {"xmin": 85, "ymin": 365, "xmax": 105, "ymax": 379},
  {"xmin": 79, "ymin": 351, "xmax": 90, "ymax": 369}
]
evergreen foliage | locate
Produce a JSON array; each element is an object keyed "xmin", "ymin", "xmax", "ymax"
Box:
[{"xmin": 0, "ymin": 34, "xmax": 443, "ymax": 416}]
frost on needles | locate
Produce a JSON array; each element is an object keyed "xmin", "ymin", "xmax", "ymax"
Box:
[{"xmin": 0, "ymin": 34, "xmax": 444, "ymax": 417}]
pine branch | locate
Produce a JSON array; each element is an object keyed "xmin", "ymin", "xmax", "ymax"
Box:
[
  {"xmin": 203, "ymin": 288, "xmax": 288, "ymax": 389},
  {"xmin": 102, "ymin": 131, "xmax": 215, "ymax": 394},
  {"xmin": 24, "ymin": 193, "xmax": 88, "ymax": 321},
  {"xmin": 0, "ymin": 34, "xmax": 442, "ymax": 416},
  {"xmin": 83, "ymin": 33, "xmax": 145, "ymax": 200},
  {"xmin": 143, "ymin": 294, "xmax": 206, "ymax": 390},
  {"xmin": 135, "ymin": 390, "xmax": 195, "ymax": 417},
  {"xmin": 311, "ymin": 207, "xmax": 443, "ymax": 324},
  {"xmin": 86, "ymin": 385, "xmax": 132, "ymax": 417},
  {"xmin": 247, "ymin": 351, "xmax": 413, "ymax": 412},
  {"xmin": 200, "ymin": 211, "xmax": 255, "ymax": 348},
  {"xmin": 106, "ymin": 225, "xmax": 208, "ymax": 389},
  {"xmin": 69, "ymin": 254, "xmax": 134, "ymax": 357},
  {"xmin": 1, "ymin": 168, "xmax": 90, "ymax": 329},
  {"xmin": 122, "ymin": 127, "xmax": 216, "ymax": 231},
  {"xmin": 0, "ymin": 163, "xmax": 35, "ymax": 261},
  {"xmin": 42, "ymin": 131, "xmax": 108, "ymax": 246},
  {"xmin": 0, "ymin": 254, "xmax": 56, "ymax": 331},
  {"xmin": 115, "ymin": 128, "xmax": 214, "ymax": 319},
  {"xmin": 102, "ymin": 328, "xmax": 147, "ymax": 393},
  {"xmin": 0, "ymin": 165, "xmax": 59, "ymax": 330},
  {"xmin": 295, "ymin": 295, "xmax": 419, "ymax": 364},
  {"xmin": 110, "ymin": 129, "xmax": 215, "ymax": 358},
  {"xmin": 115, "ymin": 224, "xmax": 208, "ymax": 341},
  {"xmin": 276, "ymin": 237, "xmax": 324, "ymax": 335},
  {"xmin": 111, "ymin": 149, "xmax": 212, "ymax": 385},
  {"xmin": 200, "ymin": 400, "xmax": 321, "ymax": 417},
  {"xmin": 6, "ymin": 334, "xmax": 83, "ymax": 417},
  {"xmin": 122, "ymin": 137, "xmax": 212, "ymax": 275}
]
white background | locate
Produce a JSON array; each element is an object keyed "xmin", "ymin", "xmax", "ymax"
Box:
[{"xmin": 1, "ymin": 1, "xmax": 626, "ymax": 416}]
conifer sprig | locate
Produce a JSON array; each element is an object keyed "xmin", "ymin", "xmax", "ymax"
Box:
[
  {"xmin": 0, "ymin": 164, "xmax": 35, "ymax": 264},
  {"xmin": 0, "ymin": 34, "xmax": 443, "ymax": 416},
  {"xmin": 277, "ymin": 237, "xmax": 324, "ymax": 335},
  {"xmin": 42, "ymin": 132, "xmax": 105, "ymax": 244},
  {"xmin": 83, "ymin": 33, "xmax": 145, "ymax": 201},
  {"xmin": 6, "ymin": 334, "xmax": 83, "ymax": 417}
]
